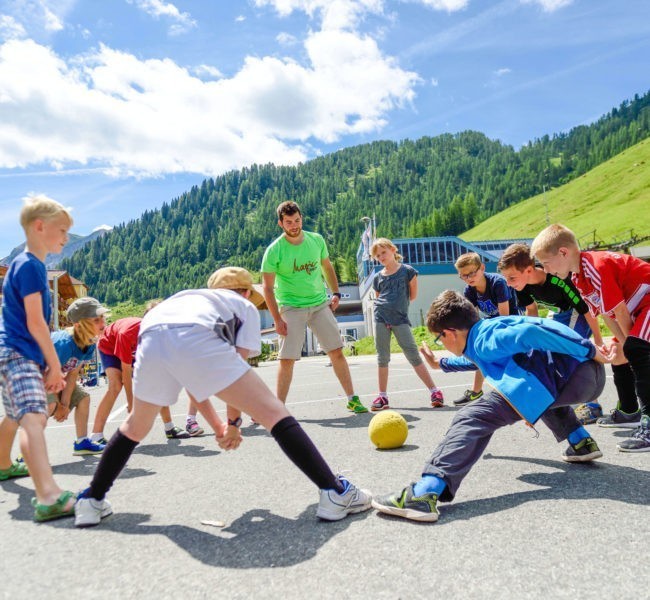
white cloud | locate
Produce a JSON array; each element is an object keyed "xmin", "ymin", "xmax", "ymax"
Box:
[
  {"xmin": 127, "ymin": 0, "xmax": 197, "ymax": 35},
  {"xmin": 0, "ymin": 34, "xmax": 418, "ymax": 176},
  {"xmin": 192, "ymin": 64, "xmax": 223, "ymax": 79},
  {"xmin": 409, "ymin": 0, "xmax": 469, "ymax": 12},
  {"xmin": 276, "ymin": 31, "xmax": 298, "ymax": 45},
  {"xmin": 0, "ymin": 15, "xmax": 27, "ymax": 40},
  {"xmin": 235, "ymin": 15, "xmax": 246, "ymax": 22},
  {"xmin": 520, "ymin": 0, "xmax": 573, "ymax": 12},
  {"xmin": 430, "ymin": 77, "xmax": 439, "ymax": 86},
  {"xmin": 494, "ymin": 67, "xmax": 511, "ymax": 76}
]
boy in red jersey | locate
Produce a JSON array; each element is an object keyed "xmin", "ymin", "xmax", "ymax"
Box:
[{"xmin": 532, "ymin": 224, "xmax": 650, "ymax": 452}]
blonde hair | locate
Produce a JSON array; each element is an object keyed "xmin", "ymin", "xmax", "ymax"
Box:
[
  {"xmin": 69, "ymin": 319, "xmax": 98, "ymax": 350},
  {"xmin": 454, "ymin": 252, "xmax": 482, "ymax": 270},
  {"xmin": 530, "ymin": 224, "xmax": 579, "ymax": 257},
  {"xmin": 20, "ymin": 194, "xmax": 73, "ymax": 231},
  {"xmin": 370, "ymin": 238, "xmax": 403, "ymax": 262},
  {"xmin": 144, "ymin": 299, "xmax": 163, "ymax": 316}
]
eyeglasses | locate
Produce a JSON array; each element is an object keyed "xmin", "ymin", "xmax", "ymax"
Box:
[
  {"xmin": 434, "ymin": 328, "xmax": 455, "ymax": 344},
  {"xmin": 458, "ymin": 269, "xmax": 479, "ymax": 281}
]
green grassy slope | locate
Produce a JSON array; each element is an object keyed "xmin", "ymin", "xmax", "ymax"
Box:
[{"xmin": 462, "ymin": 137, "xmax": 650, "ymax": 243}]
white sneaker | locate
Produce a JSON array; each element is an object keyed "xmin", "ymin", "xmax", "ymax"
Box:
[
  {"xmin": 316, "ymin": 476, "xmax": 372, "ymax": 521},
  {"xmin": 75, "ymin": 496, "xmax": 113, "ymax": 527}
]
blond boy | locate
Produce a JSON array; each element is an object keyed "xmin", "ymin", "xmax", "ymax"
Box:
[
  {"xmin": 531, "ymin": 224, "xmax": 650, "ymax": 452},
  {"xmin": 0, "ymin": 194, "xmax": 76, "ymax": 520}
]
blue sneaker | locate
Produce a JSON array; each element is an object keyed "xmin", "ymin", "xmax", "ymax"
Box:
[{"xmin": 73, "ymin": 438, "xmax": 106, "ymax": 456}]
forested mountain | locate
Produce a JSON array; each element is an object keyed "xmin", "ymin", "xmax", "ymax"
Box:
[{"xmin": 61, "ymin": 91, "xmax": 650, "ymax": 303}]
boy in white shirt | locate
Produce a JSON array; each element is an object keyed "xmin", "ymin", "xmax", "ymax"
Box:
[{"xmin": 74, "ymin": 267, "xmax": 371, "ymax": 526}]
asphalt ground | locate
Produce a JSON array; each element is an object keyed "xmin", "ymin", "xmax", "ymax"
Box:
[{"xmin": 1, "ymin": 353, "xmax": 649, "ymax": 599}]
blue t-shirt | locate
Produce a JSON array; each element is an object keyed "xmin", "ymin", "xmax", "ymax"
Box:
[
  {"xmin": 464, "ymin": 272, "xmax": 518, "ymax": 318},
  {"xmin": 0, "ymin": 252, "xmax": 51, "ymax": 366},
  {"xmin": 372, "ymin": 264, "xmax": 418, "ymax": 326},
  {"xmin": 51, "ymin": 330, "xmax": 96, "ymax": 375}
]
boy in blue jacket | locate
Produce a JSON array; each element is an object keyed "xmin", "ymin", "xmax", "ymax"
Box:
[{"xmin": 372, "ymin": 290, "xmax": 614, "ymax": 522}]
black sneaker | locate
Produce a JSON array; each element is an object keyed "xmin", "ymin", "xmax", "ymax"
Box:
[
  {"xmin": 166, "ymin": 426, "xmax": 190, "ymax": 439},
  {"xmin": 562, "ymin": 437, "xmax": 603, "ymax": 462},
  {"xmin": 371, "ymin": 484, "xmax": 440, "ymax": 522},
  {"xmin": 453, "ymin": 389, "xmax": 483, "ymax": 407},
  {"xmin": 597, "ymin": 408, "xmax": 641, "ymax": 429}
]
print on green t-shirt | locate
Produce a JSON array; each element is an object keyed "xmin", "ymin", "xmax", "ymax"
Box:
[{"xmin": 261, "ymin": 231, "xmax": 329, "ymax": 308}]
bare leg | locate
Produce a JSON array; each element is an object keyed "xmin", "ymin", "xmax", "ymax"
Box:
[
  {"xmin": 413, "ymin": 362, "xmax": 435, "ymax": 389},
  {"xmin": 328, "ymin": 348, "xmax": 354, "ymax": 397},
  {"xmin": 92, "ymin": 367, "xmax": 123, "ymax": 435},
  {"xmin": 277, "ymin": 359, "xmax": 296, "ymax": 404},
  {"xmin": 119, "ymin": 399, "xmax": 162, "ymax": 442},
  {"xmin": 0, "ymin": 417, "xmax": 20, "ymax": 469},
  {"xmin": 472, "ymin": 370, "xmax": 484, "ymax": 394},
  {"xmin": 160, "ymin": 406, "xmax": 173, "ymax": 423},
  {"xmin": 378, "ymin": 366, "xmax": 389, "ymax": 394},
  {"xmin": 74, "ymin": 395, "xmax": 91, "ymax": 439},
  {"xmin": 19, "ymin": 413, "xmax": 73, "ymax": 507}
]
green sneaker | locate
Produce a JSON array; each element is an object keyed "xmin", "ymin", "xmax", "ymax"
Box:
[
  {"xmin": 562, "ymin": 436, "xmax": 603, "ymax": 462},
  {"xmin": 372, "ymin": 484, "xmax": 440, "ymax": 522},
  {"xmin": 346, "ymin": 396, "xmax": 368, "ymax": 414},
  {"xmin": 0, "ymin": 460, "xmax": 29, "ymax": 481}
]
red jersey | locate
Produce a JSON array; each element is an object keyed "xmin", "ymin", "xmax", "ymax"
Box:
[
  {"xmin": 571, "ymin": 251, "xmax": 650, "ymax": 319},
  {"xmin": 97, "ymin": 317, "xmax": 142, "ymax": 365}
]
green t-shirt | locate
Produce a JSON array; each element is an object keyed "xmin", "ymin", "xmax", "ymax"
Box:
[{"xmin": 261, "ymin": 231, "xmax": 329, "ymax": 308}]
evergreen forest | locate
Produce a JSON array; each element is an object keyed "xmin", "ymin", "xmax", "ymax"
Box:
[{"xmin": 60, "ymin": 91, "xmax": 650, "ymax": 303}]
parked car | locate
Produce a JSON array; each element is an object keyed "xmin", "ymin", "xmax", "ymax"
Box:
[{"xmin": 317, "ymin": 335, "xmax": 357, "ymax": 355}]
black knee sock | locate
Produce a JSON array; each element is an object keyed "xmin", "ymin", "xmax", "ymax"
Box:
[
  {"xmin": 83, "ymin": 430, "xmax": 139, "ymax": 500},
  {"xmin": 270, "ymin": 416, "xmax": 343, "ymax": 492},
  {"xmin": 612, "ymin": 362, "xmax": 639, "ymax": 414},
  {"xmin": 623, "ymin": 336, "xmax": 650, "ymax": 417}
]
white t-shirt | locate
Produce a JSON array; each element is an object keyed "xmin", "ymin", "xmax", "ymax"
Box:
[{"xmin": 140, "ymin": 288, "xmax": 261, "ymax": 356}]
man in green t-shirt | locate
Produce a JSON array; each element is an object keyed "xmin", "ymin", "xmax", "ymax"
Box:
[{"xmin": 261, "ymin": 201, "xmax": 367, "ymax": 414}]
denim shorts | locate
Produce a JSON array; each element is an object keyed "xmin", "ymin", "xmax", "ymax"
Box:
[{"xmin": 0, "ymin": 345, "xmax": 48, "ymax": 421}]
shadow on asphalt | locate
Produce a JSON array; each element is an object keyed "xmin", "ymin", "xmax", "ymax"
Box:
[
  {"xmin": 134, "ymin": 443, "xmax": 220, "ymax": 458},
  {"xmin": 373, "ymin": 443, "xmax": 420, "ymax": 453},
  {"xmin": 436, "ymin": 454, "xmax": 650, "ymax": 524},
  {"xmin": 300, "ymin": 413, "xmax": 420, "ymax": 429},
  {"xmin": 98, "ymin": 506, "xmax": 370, "ymax": 567}
]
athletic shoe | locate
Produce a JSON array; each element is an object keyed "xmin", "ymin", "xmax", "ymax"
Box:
[
  {"xmin": 574, "ymin": 402, "xmax": 603, "ymax": 425},
  {"xmin": 73, "ymin": 438, "xmax": 106, "ymax": 456},
  {"xmin": 346, "ymin": 396, "xmax": 368, "ymax": 414},
  {"xmin": 371, "ymin": 396, "xmax": 390, "ymax": 411},
  {"xmin": 562, "ymin": 437, "xmax": 603, "ymax": 462},
  {"xmin": 75, "ymin": 496, "xmax": 113, "ymax": 527},
  {"xmin": 616, "ymin": 416, "xmax": 650, "ymax": 453},
  {"xmin": 430, "ymin": 389, "xmax": 444, "ymax": 408},
  {"xmin": 186, "ymin": 419, "xmax": 204, "ymax": 437},
  {"xmin": 372, "ymin": 484, "xmax": 440, "ymax": 522},
  {"xmin": 597, "ymin": 408, "xmax": 641, "ymax": 429},
  {"xmin": 316, "ymin": 476, "xmax": 372, "ymax": 521},
  {"xmin": 453, "ymin": 389, "xmax": 483, "ymax": 407},
  {"xmin": 0, "ymin": 460, "xmax": 29, "ymax": 481},
  {"xmin": 166, "ymin": 426, "xmax": 191, "ymax": 439}
]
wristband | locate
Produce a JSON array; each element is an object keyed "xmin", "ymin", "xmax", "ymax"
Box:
[
  {"xmin": 228, "ymin": 417, "xmax": 242, "ymax": 428},
  {"xmin": 332, "ymin": 292, "xmax": 342, "ymax": 298}
]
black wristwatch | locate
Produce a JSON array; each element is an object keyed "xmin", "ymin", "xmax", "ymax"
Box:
[
  {"xmin": 332, "ymin": 292, "xmax": 342, "ymax": 298},
  {"xmin": 228, "ymin": 417, "xmax": 242, "ymax": 428}
]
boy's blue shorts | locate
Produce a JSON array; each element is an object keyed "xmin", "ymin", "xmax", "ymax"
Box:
[
  {"xmin": 0, "ymin": 345, "xmax": 48, "ymax": 421},
  {"xmin": 99, "ymin": 350, "xmax": 122, "ymax": 372}
]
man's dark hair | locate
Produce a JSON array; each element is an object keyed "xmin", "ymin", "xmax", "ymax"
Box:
[
  {"xmin": 426, "ymin": 290, "xmax": 480, "ymax": 333},
  {"xmin": 277, "ymin": 201, "xmax": 302, "ymax": 221},
  {"xmin": 498, "ymin": 242, "xmax": 534, "ymax": 272}
]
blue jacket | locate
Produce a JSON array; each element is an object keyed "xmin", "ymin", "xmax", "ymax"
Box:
[{"xmin": 439, "ymin": 316, "xmax": 596, "ymax": 424}]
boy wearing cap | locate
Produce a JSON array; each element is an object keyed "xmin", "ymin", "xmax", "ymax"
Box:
[
  {"xmin": 75, "ymin": 266, "xmax": 371, "ymax": 527},
  {"xmin": 47, "ymin": 297, "xmax": 109, "ymax": 455},
  {"xmin": 0, "ymin": 194, "xmax": 75, "ymax": 521}
]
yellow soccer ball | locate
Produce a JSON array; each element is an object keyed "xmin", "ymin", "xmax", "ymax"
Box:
[{"xmin": 368, "ymin": 410, "xmax": 408, "ymax": 449}]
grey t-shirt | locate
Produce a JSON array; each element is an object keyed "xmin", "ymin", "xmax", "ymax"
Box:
[{"xmin": 372, "ymin": 264, "xmax": 418, "ymax": 326}]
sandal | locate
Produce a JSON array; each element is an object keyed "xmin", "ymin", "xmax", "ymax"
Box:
[
  {"xmin": 0, "ymin": 460, "xmax": 29, "ymax": 481},
  {"xmin": 32, "ymin": 490, "xmax": 76, "ymax": 522}
]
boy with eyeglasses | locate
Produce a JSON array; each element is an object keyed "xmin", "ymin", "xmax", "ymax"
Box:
[
  {"xmin": 453, "ymin": 252, "xmax": 519, "ymax": 406},
  {"xmin": 371, "ymin": 290, "xmax": 614, "ymax": 522}
]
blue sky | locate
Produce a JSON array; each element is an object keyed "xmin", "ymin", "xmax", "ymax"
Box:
[{"xmin": 1, "ymin": 0, "xmax": 648, "ymax": 257}]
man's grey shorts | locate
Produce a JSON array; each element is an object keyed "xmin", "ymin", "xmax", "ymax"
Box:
[{"xmin": 279, "ymin": 302, "xmax": 342, "ymax": 359}]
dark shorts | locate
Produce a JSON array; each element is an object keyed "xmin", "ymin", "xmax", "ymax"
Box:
[{"xmin": 99, "ymin": 350, "xmax": 121, "ymax": 372}]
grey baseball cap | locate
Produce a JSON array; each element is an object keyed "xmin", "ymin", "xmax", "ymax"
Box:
[{"xmin": 66, "ymin": 297, "xmax": 109, "ymax": 322}]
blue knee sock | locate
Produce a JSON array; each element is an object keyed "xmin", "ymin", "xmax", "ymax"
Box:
[
  {"xmin": 412, "ymin": 474, "xmax": 447, "ymax": 497},
  {"xmin": 567, "ymin": 425, "xmax": 590, "ymax": 445}
]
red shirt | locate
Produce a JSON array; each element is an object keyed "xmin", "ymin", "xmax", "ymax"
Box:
[
  {"xmin": 97, "ymin": 317, "xmax": 142, "ymax": 365},
  {"xmin": 571, "ymin": 251, "xmax": 650, "ymax": 318}
]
